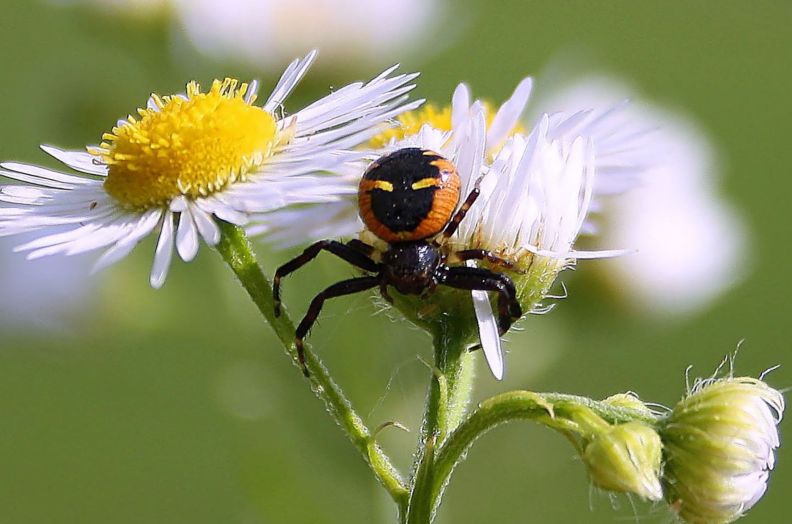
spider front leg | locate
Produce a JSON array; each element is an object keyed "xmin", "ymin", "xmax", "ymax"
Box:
[
  {"xmin": 453, "ymin": 249, "xmax": 515, "ymax": 269},
  {"xmin": 436, "ymin": 174, "xmax": 485, "ymax": 245},
  {"xmin": 439, "ymin": 266, "xmax": 522, "ymax": 335},
  {"xmin": 294, "ymin": 276, "xmax": 380, "ymax": 376},
  {"xmin": 273, "ymin": 239, "xmax": 379, "ymax": 316}
]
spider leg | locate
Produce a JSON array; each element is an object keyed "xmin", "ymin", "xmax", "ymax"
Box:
[
  {"xmin": 439, "ymin": 266, "xmax": 522, "ymax": 335},
  {"xmin": 453, "ymin": 249, "xmax": 515, "ymax": 269},
  {"xmin": 436, "ymin": 174, "xmax": 485, "ymax": 245},
  {"xmin": 379, "ymin": 282, "xmax": 393, "ymax": 304},
  {"xmin": 295, "ymin": 276, "xmax": 380, "ymax": 377},
  {"xmin": 346, "ymin": 238, "xmax": 377, "ymax": 257},
  {"xmin": 274, "ymin": 239, "xmax": 379, "ymax": 316}
]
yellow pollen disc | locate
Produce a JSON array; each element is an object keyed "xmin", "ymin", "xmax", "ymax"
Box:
[
  {"xmin": 95, "ymin": 78, "xmax": 278, "ymax": 208},
  {"xmin": 368, "ymin": 104, "xmax": 452, "ymax": 149},
  {"xmin": 367, "ymin": 101, "xmax": 524, "ymax": 151}
]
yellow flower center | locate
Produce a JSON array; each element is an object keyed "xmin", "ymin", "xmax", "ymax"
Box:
[
  {"xmin": 367, "ymin": 101, "xmax": 524, "ymax": 151},
  {"xmin": 96, "ymin": 78, "xmax": 278, "ymax": 209},
  {"xmin": 368, "ymin": 104, "xmax": 452, "ymax": 149}
]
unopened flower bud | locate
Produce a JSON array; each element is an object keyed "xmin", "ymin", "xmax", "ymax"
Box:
[
  {"xmin": 602, "ymin": 393, "xmax": 656, "ymax": 416},
  {"xmin": 660, "ymin": 376, "xmax": 784, "ymax": 524},
  {"xmin": 582, "ymin": 421, "xmax": 663, "ymax": 501}
]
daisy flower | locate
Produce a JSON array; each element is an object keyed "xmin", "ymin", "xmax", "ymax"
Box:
[
  {"xmin": 261, "ymin": 75, "xmax": 667, "ymax": 380},
  {"xmin": 447, "ymin": 77, "xmax": 731, "ymax": 375},
  {"xmin": 452, "ymin": 116, "xmax": 628, "ymax": 263},
  {"xmin": 257, "ymin": 77, "xmax": 534, "ymax": 245},
  {"xmin": 0, "ymin": 51, "xmax": 422, "ymax": 288},
  {"xmin": 259, "ymin": 76, "xmax": 633, "ymax": 380},
  {"xmin": 449, "ymin": 117, "xmax": 628, "ymax": 379},
  {"xmin": 172, "ymin": 0, "xmax": 448, "ymax": 70}
]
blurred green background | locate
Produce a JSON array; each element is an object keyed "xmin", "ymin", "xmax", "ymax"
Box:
[{"xmin": 1, "ymin": 0, "xmax": 790, "ymax": 522}]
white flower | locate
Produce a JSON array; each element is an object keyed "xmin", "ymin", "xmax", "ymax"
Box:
[
  {"xmin": 535, "ymin": 77, "xmax": 747, "ymax": 316},
  {"xmin": 171, "ymin": 0, "xmax": 447, "ymax": 69},
  {"xmin": 254, "ymin": 80, "xmax": 533, "ymax": 380},
  {"xmin": 0, "ymin": 51, "xmax": 421, "ymax": 288},
  {"xmin": 450, "ymin": 116, "xmax": 627, "ymax": 379},
  {"xmin": 660, "ymin": 368, "xmax": 784, "ymax": 523},
  {"xmin": 448, "ymin": 74, "xmax": 743, "ymax": 375},
  {"xmin": 256, "ymin": 78, "xmax": 534, "ymax": 244},
  {"xmin": 453, "ymin": 120, "xmax": 600, "ymax": 261},
  {"xmin": 259, "ymin": 76, "xmax": 625, "ymax": 380}
]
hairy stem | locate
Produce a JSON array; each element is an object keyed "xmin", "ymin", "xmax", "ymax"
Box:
[
  {"xmin": 406, "ymin": 329, "xmax": 474, "ymax": 523},
  {"xmin": 215, "ymin": 222, "xmax": 408, "ymax": 507}
]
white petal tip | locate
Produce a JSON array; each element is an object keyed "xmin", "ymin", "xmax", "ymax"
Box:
[{"xmin": 469, "ymin": 262, "xmax": 506, "ymax": 380}]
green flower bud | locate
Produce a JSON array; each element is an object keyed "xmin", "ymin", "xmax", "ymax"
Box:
[
  {"xmin": 582, "ymin": 421, "xmax": 664, "ymax": 501},
  {"xmin": 660, "ymin": 376, "xmax": 784, "ymax": 524},
  {"xmin": 603, "ymin": 392, "xmax": 657, "ymax": 417}
]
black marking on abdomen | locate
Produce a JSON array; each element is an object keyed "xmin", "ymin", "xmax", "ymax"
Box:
[{"xmin": 363, "ymin": 148, "xmax": 442, "ymax": 232}]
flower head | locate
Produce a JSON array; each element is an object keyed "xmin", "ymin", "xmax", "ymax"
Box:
[
  {"xmin": 0, "ymin": 51, "xmax": 421, "ymax": 287},
  {"xmin": 257, "ymin": 76, "xmax": 636, "ymax": 379},
  {"xmin": 660, "ymin": 370, "xmax": 784, "ymax": 523},
  {"xmin": 445, "ymin": 108, "xmax": 630, "ymax": 379},
  {"xmin": 453, "ymin": 118, "xmax": 598, "ymax": 265},
  {"xmin": 256, "ymin": 77, "xmax": 533, "ymax": 245},
  {"xmin": 259, "ymin": 74, "xmax": 683, "ymax": 380},
  {"xmin": 171, "ymin": 0, "xmax": 447, "ymax": 69},
  {"xmin": 582, "ymin": 421, "xmax": 664, "ymax": 501}
]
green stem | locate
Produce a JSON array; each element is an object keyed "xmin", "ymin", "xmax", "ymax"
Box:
[
  {"xmin": 430, "ymin": 391, "xmax": 659, "ymax": 505},
  {"xmin": 215, "ymin": 222, "xmax": 408, "ymax": 507},
  {"xmin": 406, "ymin": 330, "xmax": 474, "ymax": 523}
]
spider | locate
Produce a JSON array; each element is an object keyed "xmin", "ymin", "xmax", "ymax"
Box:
[{"xmin": 273, "ymin": 147, "xmax": 522, "ymax": 376}]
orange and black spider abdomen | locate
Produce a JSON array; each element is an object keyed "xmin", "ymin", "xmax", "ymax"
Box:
[{"xmin": 358, "ymin": 148, "xmax": 461, "ymax": 243}]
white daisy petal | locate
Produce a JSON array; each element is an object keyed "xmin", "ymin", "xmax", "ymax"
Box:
[
  {"xmin": 92, "ymin": 209, "xmax": 163, "ymax": 272},
  {"xmin": 150, "ymin": 211, "xmax": 175, "ymax": 289},
  {"xmin": 190, "ymin": 203, "xmax": 221, "ymax": 246},
  {"xmin": 263, "ymin": 49, "xmax": 318, "ymax": 112},
  {"xmin": 13, "ymin": 222, "xmax": 105, "ymax": 253},
  {"xmin": 486, "ymin": 76, "xmax": 533, "ymax": 147},
  {"xmin": 451, "ymin": 83, "xmax": 471, "ymax": 131},
  {"xmin": 175, "ymin": 207, "xmax": 199, "ymax": 262},
  {"xmin": 469, "ymin": 260, "xmax": 504, "ymax": 381},
  {"xmin": 40, "ymin": 145, "xmax": 108, "ymax": 176},
  {"xmin": 25, "ymin": 214, "xmax": 126, "ymax": 259},
  {"xmin": 1, "ymin": 167, "xmax": 82, "ymax": 190},
  {"xmin": 195, "ymin": 197, "xmax": 249, "ymax": 226},
  {"xmin": 455, "ymin": 103, "xmax": 487, "ymax": 194},
  {"xmin": 169, "ymin": 195, "xmax": 188, "ymax": 213}
]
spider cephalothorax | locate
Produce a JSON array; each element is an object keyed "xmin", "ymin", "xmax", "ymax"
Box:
[{"xmin": 273, "ymin": 147, "xmax": 522, "ymax": 375}]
